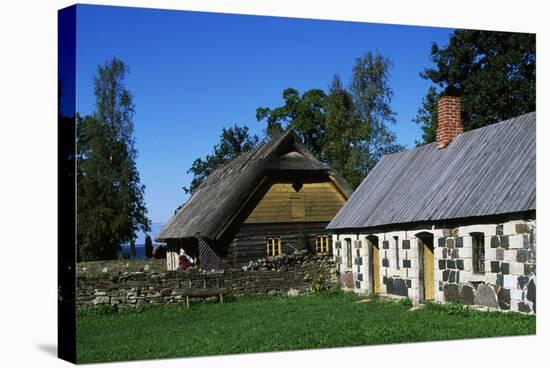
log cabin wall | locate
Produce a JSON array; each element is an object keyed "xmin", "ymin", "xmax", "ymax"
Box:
[{"xmin": 228, "ymin": 222, "xmax": 332, "ymax": 268}]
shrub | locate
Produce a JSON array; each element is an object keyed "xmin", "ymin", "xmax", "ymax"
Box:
[{"xmin": 398, "ymin": 297, "xmax": 414, "ymax": 309}]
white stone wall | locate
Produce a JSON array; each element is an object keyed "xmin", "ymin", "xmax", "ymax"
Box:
[{"xmin": 331, "ymin": 218, "xmax": 536, "ymax": 313}]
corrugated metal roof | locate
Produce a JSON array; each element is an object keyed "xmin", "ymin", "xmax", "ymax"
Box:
[
  {"xmin": 158, "ymin": 130, "xmax": 353, "ymax": 240},
  {"xmin": 327, "ymin": 112, "xmax": 536, "ymax": 230}
]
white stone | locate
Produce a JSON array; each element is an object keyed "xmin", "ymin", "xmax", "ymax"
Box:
[
  {"xmin": 510, "ymin": 300, "xmax": 520, "ymax": 311},
  {"xmin": 509, "ymin": 262, "xmax": 524, "ymax": 276},
  {"xmin": 508, "ymin": 235, "xmax": 524, "ymax": 249},
  {"xmin": 486, "ymin": 248, "xmax": 497, "ymax": 260},
  {"xmin": 510, "ymin": 288, "xmax": 523, "ymax": 301},
  {"xmin": 503, "ymin": 275, "xmax": 518, "ymax": 289},
  {"xmin": 459, "ymin": 224, "xmax": 497, "ymax": 237},
  {"xmin": 503, "ymin": 221, "xmax": 521, "ymax": 236},
  {"xmin": 102, "ymin": 267, "xmax": 109, "ymax": 273},
  {"xmin": 503, "ymin": 250, "xmax": 517, "ymax": 262}
]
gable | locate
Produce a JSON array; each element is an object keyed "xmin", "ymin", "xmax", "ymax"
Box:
[{"xmin": 244, "ymin": 180, "xmax": 347, "ymax": 224}]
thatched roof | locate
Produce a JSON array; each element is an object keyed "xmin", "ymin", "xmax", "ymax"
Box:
[
  {"xmin": 158, "ymin": 130, "xmax": 353, "ymax": 241},
  {"xmin": 327, "ymin": 112, "xmax": 536, "ymax": 231}
]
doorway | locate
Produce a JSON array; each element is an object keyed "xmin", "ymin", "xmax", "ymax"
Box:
[
  {"xmin": 368, "ymin": 236, "xmax": 381, "ymax": 294},
  {"xmin": 418, "ymin": 233, "xmax": 435, "ymax": 302}
]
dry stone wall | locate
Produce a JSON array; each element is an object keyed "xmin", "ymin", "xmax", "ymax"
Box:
[{"xmin": 77, "ymin": 252, "xmax": 336, "ymax": 308}]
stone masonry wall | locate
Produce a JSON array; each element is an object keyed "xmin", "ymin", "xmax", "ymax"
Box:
[
  {"xmin": 332, "ymin": 219, "xmax": 536, "ymax": 313},
  {"xmin": 77, "ymin": 253, "xmax": 336, "ymax": 308}
]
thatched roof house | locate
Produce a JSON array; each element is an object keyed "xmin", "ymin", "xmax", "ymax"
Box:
[{"xmin": 159, "ymin": 130, "xmax": 353, "ymax": 270}]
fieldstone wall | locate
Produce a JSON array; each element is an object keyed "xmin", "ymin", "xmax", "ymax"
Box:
[
  {"xmin": 77, "ymin": 252, "xmax": 336, "ymax": 308},
  {"xmin": 332, "ymin": 218, "xmax": 536, "ymax": 313}
]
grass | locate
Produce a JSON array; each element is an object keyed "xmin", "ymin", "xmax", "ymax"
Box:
[{"xmin": 76, "ymin": 291, "xmax": 535, "ymax": 363}]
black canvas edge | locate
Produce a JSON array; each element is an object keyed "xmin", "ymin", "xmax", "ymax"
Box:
[{"xmin": 58, "ymin": 4, "xmax": 77, "ymax": 364}]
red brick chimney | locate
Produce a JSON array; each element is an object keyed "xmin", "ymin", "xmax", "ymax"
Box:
[{"xmin": 436, "ymin": 96, "xmax": 463, "ymax": 149}]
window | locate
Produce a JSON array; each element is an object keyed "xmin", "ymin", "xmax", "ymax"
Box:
[
  {"xmin": 471, "ymin": 233, "xmax": 485, "ymax": 273},
  {"xmin": 345, "ymin": 238, "xmax": 352, "ymax": 268},
  {"xmin": 316, "ymin": 235, "xmax": 330, "ymax": 255},
  {"xmin": 266, "ymin": 236, "xmax": 281, "ymax": 257},
  {"xmin": 394, "ymin": 236, "xmax": 400, "ymax": 270}
]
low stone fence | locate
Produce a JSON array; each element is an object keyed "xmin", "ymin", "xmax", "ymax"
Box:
[{"xmin": 77, "ymin": 253, "xmax": 336, "ymax": 308}]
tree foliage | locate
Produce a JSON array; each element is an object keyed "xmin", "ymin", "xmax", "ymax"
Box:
[
  {"xmin": 415, "ymin": 30, "xmax": 536, "ymax": 144},
  {"xmin": 182, "ymin": 125, "xmax": 260, "ymax": 195},
  {"xmin": 77, "ymin": 58, "xmax": 150, "ymax": 261},
  {"xmin": 412, "ymin": 86, "xmax": 438, "ymax": 145},
  {"xmin": 256, "ymin": 52, "xmax": 403, "ymax": 188},
  {"xmin": 256, "ymin": 88, "xmax": 327, "ymax": 158}
]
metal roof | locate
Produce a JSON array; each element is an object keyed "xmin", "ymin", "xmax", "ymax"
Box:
[{"xmin": 327, "ymin": 112, "xmax": 536, "ymax": 230}]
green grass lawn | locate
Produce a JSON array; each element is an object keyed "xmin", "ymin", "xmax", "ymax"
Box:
[{"xmin": 76, "ymin": 291, "xmax": 535, "ymax": 364}]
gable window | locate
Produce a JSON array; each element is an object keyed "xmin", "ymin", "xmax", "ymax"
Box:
[
  {"xmin": 345, "ymin": 238, "xmax": 352, "ymax": 268},
  {"xmin": 316, "ymin": 235, "xmax": 330, "ymax": 255},
  {"xmin": 394, "ymin": 236, "xmax": 400, "ymax": 270},
  {"xmin": 266, "ymin": 236, "xmax": 281, "ymax": 257},
  {"xmin": 471, "ymin": 233, "xmax": 485, "ymax": 274}
]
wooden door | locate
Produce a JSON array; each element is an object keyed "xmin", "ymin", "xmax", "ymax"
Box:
[
  {"xmin": 372, "ymin": 242, "xmax": 381, "ymax": 294},
  {"xmin": 422, "ymin": 237, "xmax": 435, "ymax": 301}
]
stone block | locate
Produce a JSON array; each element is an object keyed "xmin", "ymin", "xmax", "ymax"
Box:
[
  {"xmin": 515, "ymin": 223, "xmax": 531, "ymax": 234},
  {"xmin": 490, "ymin": 261, "xmax": 501, "ymax": 273},
  {"xmin": 500, "ymin": 235, "xmax": 509, "ymax": 249},
  {"xmin": 438, "ymin": 259, "xmax": 446, "ymax": 270},
  {"xmin": 518, "ymin": 302, "xmax": 531, "ymax": 313},
  {"xmin": 508, "ymin": 235, "xmax": 524, "ymax": 249},
  {"xmin": 516, "ymin": 249, "xmax": 529, "ymax": 263},
  {"xmin": 497, "ymin": 288, "xmax": 510, "ymax": 310},
  {"xmin": 446, "ymin": 238, "xmax": 455, "ymax": 248},
  {"xmin": 526, "ymin": 278, "xmax": 536, "ymax": 309},
  {"xmin": 490, "ymin": 236, "xmax": 500, "ymax": 248},
  {"xmin": 501, "ymin": 262, "xmax": 510, "ymax": 275},
  {"xmin": 459, "ymin": 284, "xmax": 475, "ymax": 305},
  {"xmin": 455, "ymin": 237, "xmax": 463, "ymax": 248},
  {"xmin": 524, "ymin": 263, "xmax": 535, "ymax": 275},
  {"xmin": 503, "ymin": 221, "xmax": 520, "ymax": 235},
  {"xmin": 503, "ymin": 275, "xmax": 518, "ymax": 289},
  {"xmin": 509, "ymin": 262, "xmax": 524, "ymax": 276},
  {"xmin": 510, "ymin": 288, "xmax": 523, "ymax": 301},
  {"xmin": 474, "ymin": 284, "xmax": 498, "ymax": 308},
  {"xmin": 437, "ymin": 237, "xmax": 446, "ymax": 248},
  {"xmin": 496, "ymin": 224, "xmax": 504, "ymax": 235},
  {"xmin": 402, "ymin": 239, "xmax": 411, "ymax": 249},
  {"xmin": 447, "ymin": 259, "xmax": 456, "ymax": 269},
  {"xmin": 456, "ymin": 259, "xmax": 464, "ymax": 270},
  {"xmin": 402, "ymin": 259, "xmax": 411, "ymax": 268},
  {"xmin": 444, "ymin": 283, "xmax": 460, "ymax": 302},
  {"xmin": 382, "ymin": 240, "xmax": 390, "ymax": 249},
  {"xmin": 496, "ymin": 248, "xmax": 504, "ymax": 261},
  {"xmin": 503, "ymin": 250, "xmax": 516, "ymax": 262}
]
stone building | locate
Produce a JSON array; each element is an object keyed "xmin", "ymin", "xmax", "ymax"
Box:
[
  {"xmin": 158, "ymin": 130, "xmax": 352, "ymax": 270},
  {"xmin": 327, "ymin": 96, "xmax": 536, "ymax": 313}
]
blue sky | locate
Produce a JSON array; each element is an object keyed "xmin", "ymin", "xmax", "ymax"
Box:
[{"xmin": 75, "ymin": 4, "xmax": 453, "ymax": 225}]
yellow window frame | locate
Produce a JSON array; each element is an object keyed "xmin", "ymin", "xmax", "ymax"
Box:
[
  {"xmin": 266, "ymin": 236, "xmax": 281, "ymax": 257},
  {"xmin": 316, "ymin": 235, "xmax": 330, "ymax": 255}
]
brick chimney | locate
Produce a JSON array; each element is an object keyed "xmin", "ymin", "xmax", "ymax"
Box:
[{"xmin": 436, "ymin": 96, "xmax": 463, "ymax": 149}]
